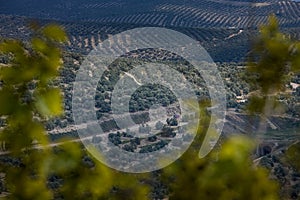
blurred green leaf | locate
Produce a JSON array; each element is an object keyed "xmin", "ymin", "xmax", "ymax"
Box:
[
  {"xmin": 35, "ymin": 88, "xmax": 62, "ymax": 117},
  {"xmin": 32, "ymin": 37, "xmax": 48, "ymax": 53},
  {"xmin": 163, "ymin": 136, "xmax": 279, "ymax": 200},
  {"xmin": 285, "ymin": 142, "xmax": 300, "ymax": 171},
  {"xmin": 41, "ymin": 25, "xmax": 67, "ymax": 43},
  {"xmin": 0, "ymin": 87, "xmax": 18, "ymax": 115}
]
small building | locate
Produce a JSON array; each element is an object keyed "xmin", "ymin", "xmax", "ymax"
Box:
[
  {"xmin": 236, "ymin": 90, "xmax": 247, "ymax": 103},
  {"xmin": 290, "ymin": 82, "xmax": 300, "ymax": 90}
]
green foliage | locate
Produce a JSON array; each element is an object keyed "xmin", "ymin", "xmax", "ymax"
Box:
[
  {"xmin": 36, "ymin": 88, "xmax": 62, "ymax": 117},
  {"xmin": 161, "ymin": 101, "xmax": 279, "ymax": 200},
  {"xmin": 247, "ymin": 14, "xmax": 300, "ymax": 115},
  {"xmin": 0, "ymin": 24, "xmax": 67, "ymax": 199},
  {"xmin": 285, "ymin": 142, "xmax": 300, "ymax": 172},
  {"xmin": 163, "ymin": 137, "xmax": 279, "ymax": 200},
  {"xmin": 0, "ymin": 24, "xmax": 67, "ymax": 151},
  {"xmin": 0, "ymin": 24, "xmax": 149, "ymax": 199},
  {"xmin": 246, "ymin": 14, "xmax": 300, "ymax": 198}
]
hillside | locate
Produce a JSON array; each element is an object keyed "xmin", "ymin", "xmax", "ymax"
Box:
[
  {"xmin": 1, "ymin": 0, "xmax": 300, "ymax": 28},
  {"xmin": 1, "ymin": 1, "xmax": 300, "ymax": 198}
]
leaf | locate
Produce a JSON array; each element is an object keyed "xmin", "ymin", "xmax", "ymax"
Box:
[
  {"xmin": 42, "ymin": 24, "xmax": 67, "ymax": 43},
  {"xmin": 0, "ymin": 40, "xmax": 23, "ymax": 54},
  {"xmin": 35, "ymin": 88, "xmax": 62, "ymax": 117},
  {"xmin": 32, "ymin": 37, "xmax": 48, "ymax": 53},
  {"xmin": 219, "ymin": 136, "xmax": 255, "ymax": 163},
  {"xmin": 26, "ymin": 121, "xmax": 48, "ymax": 145},
  {"xmin": 247, "ymin": 95, "xmax": 267, "ymax": 115},
  {"xmin": 50, "ymin": 142, "xmax": 82, "ymax": 174},
  {"xmin": 285, "ymin": 142, "xmax": 300, "ymax": 171},
  {"xmin": 0, "ymin": 88, "xmax": 18, "ymax": 115}
]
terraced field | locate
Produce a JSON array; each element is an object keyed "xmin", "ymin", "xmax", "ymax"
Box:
[
  {"xmin": 1, "ymin": 0, "xmax": 300, "ymax": 62},
  {"xmin": 0, "ymin": 0, "xmax": 300, "ymax": 28},
  {"xmin": 0, "ymin": 14, "xmax": 252, "ymax": 62}
]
